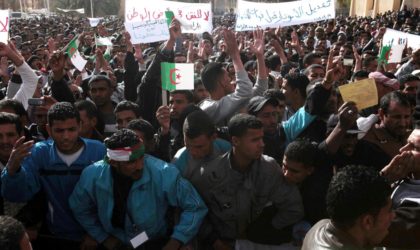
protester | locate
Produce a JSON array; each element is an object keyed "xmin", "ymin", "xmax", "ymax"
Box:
[
  {"xmin": 0, "ymin": 216, "xmax": 32, "ymax": 250},
  {"xmin": 302, "ymin": 165, "xmax": 394, "ymax": 249},
  {"xmin": 69, "ymin": 129, "xmax": 207, "ymax": 249},
  {"xmin": 1, "ymin": 102, "xmax": 106, "ymax": 249},
  {"xmin": 1, "ymin": 5, "xmax": 420, "ymax": 249}
]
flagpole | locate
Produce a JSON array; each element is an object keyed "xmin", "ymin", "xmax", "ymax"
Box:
[
  {"xmin": 162, "ymin": 90, "xmax": 167, "ymax": 106},
  {"xmin": 61, "ymin": 35, "xmax": 79, "ymax": 53},
  {"xmin": 90, "ymin": 0, "xmax": 94, "ymax": 18}
]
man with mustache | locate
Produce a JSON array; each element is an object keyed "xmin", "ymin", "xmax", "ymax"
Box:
[{"xmin": 363, "ymin": 91, "xmax": 412, "ymax": 158}]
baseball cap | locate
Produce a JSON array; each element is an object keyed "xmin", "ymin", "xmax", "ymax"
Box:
[{"xmin": 247, "ymin": 96, "xmax": 279, "ymax": 116}]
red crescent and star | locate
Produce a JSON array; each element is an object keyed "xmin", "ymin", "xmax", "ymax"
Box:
[{"xmin": 169, "ymin": 68, "xmax": 182, "ymax": 85}]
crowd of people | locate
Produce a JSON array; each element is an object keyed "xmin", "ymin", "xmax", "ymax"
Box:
[{"xmin": 0, "ymin": 4, "xmax": 419, "ymax": 250}]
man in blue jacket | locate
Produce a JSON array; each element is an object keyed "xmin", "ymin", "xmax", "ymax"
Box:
[
  {"xmin": 69, "ymin": 129, "xmax": 207, "ymax": 250},
  {"xmin": 1, "ymin": 102, "xmax": 106, "ymax": 249}
]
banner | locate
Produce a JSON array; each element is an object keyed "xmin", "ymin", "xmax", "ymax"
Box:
[
  {"xmin": 235, "ymin": 0, "xmax": 335, "ymax": 31},
  {"xmin": 0, "ymin": 10, "xmax": 9, "ymax": 44},
  {"xmin": 125, "ymin": 0, "xmax": 212, "ymax": 44},
  {"xmin": 56, "ymin": 8, "xmax": 85, "ymax": 14},
  {"xmin": 124, "ymin": 20, "xmax": 169, "ymax": 44},
  {"xmin": 380, "ymin": 28, "xmax": 420, "ymax": 63},
  {"xmin": 88, "ymin": 17, "xmax": 102, "ymax": 27}
]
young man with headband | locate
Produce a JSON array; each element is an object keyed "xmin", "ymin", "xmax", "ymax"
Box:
[{"xmin": 70, "ymin": 129, "xmax": 207, "ymax": 250}]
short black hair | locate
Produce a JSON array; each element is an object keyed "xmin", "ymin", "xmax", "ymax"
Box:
[
  {"xmin": 380, "ymin": 91, "xmax": 411, "ymax": 114},
  {"xmin": 0, "ymin": 112, "xmax": 23, "ymax": 134},
  {"xmin": 47, "ymin": 102, "xmax": 80, "ymax": 126},
  {"xmin": 351, "ymin": 70, "xmax": 370, "ymax": 81},
  {"xmin": 0, "ymin": 216, "xmax": 26, "ymax": 250},
  {"xmin": 399, "ymin": 74, "xmax": 420, "ymax": 88},
  {"xmin": 284, "ymin": 72, "xmax": 310, "ymax": 99},
  {"xmin": 127, "ymin": 119, "xmax": 155, "ymax": 142},
  {"xmin": 362, "ymin": 57, "xmax": 377, "ymax": 71},
  {"xmin": 303, "ymin": 64, "xmax": 325, "ymax": 76},
  {"xmin": 88, "ymin": 74, "xmax": 112, "ymax": 88},
  {"xmin": 228, "ymin": 113, "xmax": 262, "ymax": 138},
  {"xmin": 303, "ymin": 52, "xmax": 322, "ymax": 66},
  {"xmin": 284, "ymin": 139, "xmax": 318, "ymax": 167},
  {"xmin": 104, "ymin": 128, "xmax": 140, "ymax": 149},
  {"xmin": 0, "ymin": 99, "xmax": 28, "ymax": 118},
  {"xmin": 114, "ymin": 100, "xmax": 140, "ymax": 117},
  {"xmin": 201, "ymin": 62, "xmax": 224, "ymax": 92},
  {"xmin": 263, "ymin": 89, "xmax": 285, "ymax": 101},
  {"xmin": 170, "ymin": 90, "xmax": 194, "ymax": 103},
  {"xmin": 326, "ymin": 165, "xmax": 391, "ymax": 229},
  {"xmin": 75, "ymin": 100, "xmax": 98, "ymax": 119},
  {"xmin": 183, "ymin": 110, "xmax": 215, "ymax": 139},
  {"xmin": 267, "ymin": 55, "xmax": 281, "ymax": 71}
]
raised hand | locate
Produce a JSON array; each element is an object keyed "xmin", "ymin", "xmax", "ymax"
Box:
[
  {"xmin": 124, "ymin": 31, "xmax": 133, "ymax": 52},
  {"xmin": 337, "ymin": 102, "xmax": 358, "ymax": 130},
  {"xmin": 0, "ymin": 42, "xmax": 11, "ymax": 57},
  {"xmin": 169, "ymin": 18, "xmax": 182, "ymax": 41},
  {"xmin": 222, "ymin": 28, "xmax": 239, "ymax": 58},
  {"xmin": 380, "ymin": 151, "xmax": 415, "ymax": 182},
  {"xmin": 7, "ymin": 136, "xmax": 34, "ymax": 176},
  {"xmin": 156, "ymin": 106, "xmax": 171, "ymax": 135},
  {"xmin": 249, "ymin": 28, "xmax": 264, "ymax": 57},
  {"xmin": 187, "ymin": 40, "xmax": 195, "ymax": 63},
  {"xmin": 49, "ymin": 51, "xmax": 66, "ymax": 81}
]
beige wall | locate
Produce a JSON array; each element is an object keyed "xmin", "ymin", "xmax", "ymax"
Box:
[{"xmin": 350, "ymin": 0, "xmax": 402, "ymax": 17}]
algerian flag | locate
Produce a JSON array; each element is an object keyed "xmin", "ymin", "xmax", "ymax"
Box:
[
  {"xmin": 161, "ymin": 62, "xmax": 194, "ymax": 91},
  {"xmin": 378, "ymin": 43, "xmax": 392, "ymax": 65},
  {"xmin": 95, "ymin": 35, "xmax": 113, "ymax": 46},
  {"xmin": 65, "ymin": 36, "xmax": 87, "ymax": 71},
  {"xmin": 379, "ymin": 28, "xmax": 408, "ymax": 64},
  {"xmin": 95, "ymin": 35, "xmax": 113, "ymax": 61}
]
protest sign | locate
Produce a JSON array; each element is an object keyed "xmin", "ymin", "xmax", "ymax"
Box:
[
  {"xmin": 338, "ymin": 79, "xmax": 378, "ymax": 110},
  {"xmin": 124, "ymin": 20, "xmax": 169, "ymax": 44},
  {"xmin": 88, "ymin": 18, "xmax": 102, "ymax": 27},
  {"xmin": 125, "ymin": 0, "xmax": 212, "ymax": 44},
  {"xmin": 380, "ymin": 29, "xmax": 407, "ymax": 64},
  {"xmin": 235, "ymin": 0, "xmax": 335, "ymax": 31},
  {"xmin": 0, "ymin": 10, "xmax": 9, "ymax": 44},
  {"xmin": 379, "ymin": 29, "xmax": 420, "ymax": 64}
]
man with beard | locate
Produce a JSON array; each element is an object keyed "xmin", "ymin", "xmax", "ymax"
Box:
[
  {"xmin": 363, "ymin": 91, "xmax": 412, "ymax": 158},
  {"xmin": 69, "ymin": 129, "xmax": 207, "ymax": 250},
  {"xmin": 1, "ymin": 102, "xmax": 106, "ymax": 249}
]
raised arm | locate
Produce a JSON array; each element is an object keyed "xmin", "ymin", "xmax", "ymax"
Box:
[{"xmin": 250, "ymin": 28, "xmax": 268, "ymax": 97}]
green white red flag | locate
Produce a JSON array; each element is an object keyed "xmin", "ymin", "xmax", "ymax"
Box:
[
  {"xmin": 65, "ymin": 36, "xmax": 87, "ymax": 71},
  {"xmin": 161, "ymin": 62, "xmax": 194, "ymax": 91}
]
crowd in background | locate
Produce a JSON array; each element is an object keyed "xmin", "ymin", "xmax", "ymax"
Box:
[{"xmin": 0, "ymin": 4, "xmax": 419, "ymax": 250}]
